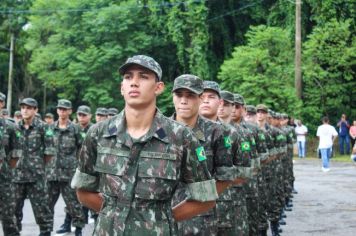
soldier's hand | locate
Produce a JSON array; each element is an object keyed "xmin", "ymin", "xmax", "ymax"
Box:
[
  {"xmin": 9, "ymin": 157, "xmax": 19, "ymax": 168},
  {"xmin": 44, "ymin": 155, "xmax": 53, "ymax": 164}
]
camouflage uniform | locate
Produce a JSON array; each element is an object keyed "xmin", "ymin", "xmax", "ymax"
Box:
[
  {"xmin": 14, "ymin": 103, "xmax": 55, "ymax": 234},
  {"xmin": 171, "ymin": 77, "xmax": 236, "ymax": 236},
  {"xmin": 47, "ymin": 112, "xmax": 86, "ymax": 228},
  {"xmin": 244, "ymin": 105, "xmax": 270, "ymax": 234},
  {"xmin": 0, "ymin": 116, "xmax": 22, "ymax": 236},
  {"xmin": 71, "ymin": 110, "xmax": 218, "ymax": 236}
]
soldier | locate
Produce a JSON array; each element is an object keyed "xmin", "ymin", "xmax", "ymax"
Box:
[
  {"xmin": 171, "ymin": 77, "xmax": 235, "ymax": 235},
  {"xmin": 47, "ymin": 99, "xmax": 85, "ymax": 236},
  {"xmin": 200, "ymin": 84, "xmax": 252, "ymax": 236},
  {"xmin": 71, "ymin": 55, "xmax": 218, "ymax": 235},
  {"xmin": 0, "ymin": 92, "xmax": 22, "ymax": 236},
  {"xmin": 12, "ymin": 98, "xmax": 55, "ymax": 236},
  {"xmin": 107, "ymin": 108, "xmax": 119, "ymax": 118},
  {"xmin": 13, "ymin": 111, "xmax": 22, "ymax": 124},
  {"xmin": 95, "ymin": 107, "xmax": 108, "ymax": 123},
  {"xmin": 44, "ymin": 113, "xmax": 54, "ymax": 125}
]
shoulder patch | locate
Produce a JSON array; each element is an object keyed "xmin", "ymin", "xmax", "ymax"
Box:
[
  {"xmin": 224, "ymin": 136, "xmax": 232, "ymax": 148},
  {"xmin": 259, "ymin": 133, "xmax": 265, "ymax": 140},
  {"xmin": 45, "ymin": 129, "xmax": 54, "ymax": 136},
  {"xmin": 196, "ymin": 146, "xmax": 207, "ymax": 162},
  {"xmin": 16, "ymin": 130, "xmax": 22, "ymax": 138},
  {"xmin": 80, "ymin": 132, "xmax": 86, "ymax": 139},
  {"xmin": 241, "ymin": 141, "xmax": 251, "ymax": 152}
]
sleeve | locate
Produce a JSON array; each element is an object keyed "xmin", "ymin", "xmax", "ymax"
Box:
[
  {"xmin": 43, "ymin": 124, "xmax": 56, "ymax": 156},
  {"xmin": 230, "ymin": 128, "xmax": 252, "ymax": 180},
  {"xmin": 9, "ymin": 125, "xmax": 22, "ymax": 160},
  {"xmin": 71, "ymin": 125, "xmax": 100, "ymax": 192},
  {"xmin": 181, "ymin": 128, "xmax": 218, "ymax": 202},
  {"xmin": 332, "ymin": 127, "xmax": 338, "ymax": 136},
  {"xmin": 316, "ymin": 127, "xmax": 320, "ymax": 137},
  {"xmin": 212, "ymin": 125, "xmax": 236, "ymax": 181}
]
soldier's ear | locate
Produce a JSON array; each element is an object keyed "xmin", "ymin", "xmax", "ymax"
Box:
[{"xmin": 155, "ymin": 82, "xmax": 165, "ymax": 96}]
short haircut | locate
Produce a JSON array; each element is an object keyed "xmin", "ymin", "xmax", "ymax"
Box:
[{"xmin": 322, "ymin": 116, "xmax": 329, "ymax": 123}]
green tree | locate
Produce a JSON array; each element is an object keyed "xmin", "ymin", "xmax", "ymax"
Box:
[
  {"xmin": 302, "ymin": 19, "xmax": 356, "ymax": 128},
  {"xmin": 218, "ymin": 25, "xmax": 302, "ymax": 115}
]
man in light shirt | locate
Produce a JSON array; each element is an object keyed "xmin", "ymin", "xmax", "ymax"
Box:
[
  {"xmin": 295, "ymin": 120, "xmax": 308, "ymax": 158},
  {"xmin": 317, "ymin": 117, "xmax": 338, "ymax": 172}
]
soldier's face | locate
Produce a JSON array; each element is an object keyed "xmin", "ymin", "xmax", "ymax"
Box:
[
  {"xmin": 199, "ymin": 90, "xmax": 222, "ymax": 118},
  {"xmin": 218, "ymin": 100, "xmax": 234, "ymax": 120},
  {"xmin": 57, "ymin": 107, "xmax": 72, "ymax": 119},
  {"xmin": 245, "ymin": 113, "xmax": 256, "ymax": 123},
  {"xmin": 173, "ymin": 89, "xmax": 201, "ymax": 119},
  {"xmin": 121, "ymin": 65, "xmax": 164, "ymax": 109},
  {"xmin": 44, "ymin": 117, "xmax": 54, "ymax": 125},
  {"xmin": 232, "ymin": 104, "xmax": 244, "ymax": 121},
  {"xmin": 0, "ymin": 101, "xmax": 4, "ymax": 109},
  {"xmin": 95, "ymin": 114, "xmax": 107, "ymax": 123},
  {"xmin": 77, "ymin": 113, "xmax": 91, "ymax": 125},
  {"xmin": 20, "ymin": 105, "xmax": 37, "ymax": 120},
  {"xmin": 257, "ymin": 110, "xmax": 267, "ymax": 122}
]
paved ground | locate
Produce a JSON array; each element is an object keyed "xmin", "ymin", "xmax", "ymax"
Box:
[{"xmin": 1, "ymin": 157, "xmax": 356, "ymax": 236}]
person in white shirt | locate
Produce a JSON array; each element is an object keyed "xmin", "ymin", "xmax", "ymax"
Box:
[
  {"xmin": 317, "ymin": 116, "xmax": 338, "ymax": 172},
  {"xmin": 295, "ymin": 119, "xmax": 308, "ymax": 158}
]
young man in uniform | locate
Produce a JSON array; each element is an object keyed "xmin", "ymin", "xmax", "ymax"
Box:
[
  {"xmin": 12, "ymin": 98, "xmax": 55, "ymax": 236},
  {"xmin": 71, "ymin": 55, "xmax": 218, "ymax": 235},
  {"xmin": 95, "ymin": 108, "xmax": 108, "ymax": 123},
  {"xmin": 0, "ymin": 92, "xmax": 22, "ymax": 236},
  {"xmin": 47, "ymin": 99, "xmax": 86, "ymax": 236}
]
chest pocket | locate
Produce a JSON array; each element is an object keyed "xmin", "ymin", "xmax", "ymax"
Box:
[
  {"xmin": 135, "ymin": 151, "xmax": 177, "ymax": 200},
  {"xmin": 27, "ymin": 133, "xmax": 42, "ymax": 153},
  {"xmin": 61, "ymin": 136, "xmax": 76, "ymax": 155},
  {"xmin": 95, "ymin": 147, "xmax": 130, "ymax": 176}
]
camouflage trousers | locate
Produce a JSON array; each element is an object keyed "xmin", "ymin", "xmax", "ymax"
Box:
[
  {"xmin": 267, "ymin": 158, "xmax": 284, "ymax": 222},
  {"xmin": 257, "ymin": 164, "xmax": 269, "ymax": 231},
  {"xmin": 48, "ymin": 180, "xmax": 86, "ymax": 228},
  {"xmin": 232, "ymin": 186, "xmax": 249, "ymax": 236},
  {"xmin": 0, "ymin": 181, "xmax": 18, "ymax": 236},
  {"xmin": 245, "ymin": 176, "xmax": 259, "ymax": 236},
  {"xmin": 14, "ymin": 179, "xmax": 53, "ymax": 233},
  {"xmin": 281, "ymin": 157, "xmax": 292, "ymax": 200},
  {"xmin": 216, "ymin": 188, "xmax": 237, "ymax": 236},
  {"xmin": 287, "ymin": 148, "xmax": 295, "ymax": 196},
  {"xmin": 178, "ymin": 212, "xmax": 217, "ymax": 236}
]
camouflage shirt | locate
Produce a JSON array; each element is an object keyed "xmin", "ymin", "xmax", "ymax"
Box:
[
  {"xmin": 71, "ymin": 110, "xmax": 217, "ymax": 236},
  {"xmin": 0, "ymin": 118, "xmax": 22, "ymax": 180},
  {"xmin": 47, "ymin": 120, "xmax": 82, "ymax": 181},
  {"xmin": 14, "ymin": 118, "xmax": 55, "ymax": 182}
]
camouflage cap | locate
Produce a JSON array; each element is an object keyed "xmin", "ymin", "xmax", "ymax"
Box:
[
  {"xmin": 281, "ymin": 113, "xmax": 289, "ymax": 119},
  {"xmin": 256, "ymin": 104, "xmax": 268, "ymax": 113},
  {"xmin": 77, "ymin": 105, "xmax": 91, "ymax": 115},
  {"xmin": 0, "ymin": 92, "xmax": 6, "ymax": 101},
  {"xmin": 172, "ymin": 74, "xmax": 203, "ymax": 95},
  {"xmin": 220, "ymin": 90, "xmax": 234, "ymax": 104},
  {"xmin": 14, "ymin": 111, "xmax": 21, "ymax": 117},
  {"xmin": 234, "ymin": 93, "xmax": 245, "ymax": 105},
  {"xmin": 245, "ymin": 105, "xmax": 256, "ymax": 114},
  {"xmin": 20, "ymin": 97, "xmax": 38, "ymax": 108},
  {"xmin": 203, "ymin": 81, "xmax": 220, "ymax": 96},
  {"xmin": 45, "ymin": 113, "xmax": 54, "ymax": 118},
  {"xmin": 95, "ymin": 107, "xmax": 108, "ymax": 116},
  {"xmin": 57, "ymin": 99, "xmax": 72, "ymax": 109},
  {"xmin": 108, "ymin": 108, "xmax": 118, "ymax": 116},
  {"xmin": 1, "ymin": 109, "xmax": 9, "ymax": 116},
  {"xmin": 276, "ymin": 112, "xmax": 282, "ymax": 119},
  {"xmin": 119, "ymin": 55, "xmax": 162, "ymax": 81}
]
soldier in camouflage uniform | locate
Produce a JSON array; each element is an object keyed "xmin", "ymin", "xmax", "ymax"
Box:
[
  {"xmin": 107, "ymin": 108, "xmax": 119, "ymax": 118},
  {"xmin": 47, "ymin": 99, "xmax": 85, "ymax": 236},
  {"xmin": 235, "ymin": 101, "xmax": 264, "ymax": 236},
  {"xmin": 230, "ymin": 94, "xmax": 255, "ymax": 236},
  {"xmin": 201, "ymin": 84, "xmax": 253, "ymax": 236},
  {"xmin": 71, "ymin": 55, "xmax": 218, "ymax": 236},
  {"xmin": 95, "ymin": 108, "xmax": 108, "ymax": 123},
  {"xmin": 12, "ymin": 98, "xmax": 55, "ymax": 236},
  {"xmin": 171, "ymin": 76, "xmax": 236, "ymax": 236},
  {"xmin": 245, "ymin": 105, "xmax": 270, "ymax": 236},
  {"xmin": 0, "ymin": 92, "xmax": 22, "ymax": 236}
]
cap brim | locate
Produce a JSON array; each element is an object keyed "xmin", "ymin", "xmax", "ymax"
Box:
[
  {"xmin": 57, "ymin": 106, "xmax": 71, "ymax": 109},
  {"xmin": 19, "ymin": 102, "xmax": 37, "ymax": 107},
  {"xmin": 77, "ymin": 111, "xmax": 90, "ymax": 115},
  {"xmin": 172, "ymin": 86, "xmax": 202, "ymax": 95}
]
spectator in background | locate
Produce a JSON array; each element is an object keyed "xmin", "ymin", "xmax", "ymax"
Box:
[
  {"xmin": 349, "ymin": 120, "xmax": 356, "ymax": 149},
  {"xmin": 317, "ymin": 116, "xmax": 338, "ymax": 172},
  {"xmin": 337, "ymin": 114, "xmax": 350, "ymax": 155},
  {"xmin": 295, "ymin": 119, "xmax": 308, "ymax": 158}
]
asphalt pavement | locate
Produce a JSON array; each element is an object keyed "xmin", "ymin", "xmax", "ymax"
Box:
[{"xmin": 1, "ymin": 157, "xmax": 356, "ymax": 236}]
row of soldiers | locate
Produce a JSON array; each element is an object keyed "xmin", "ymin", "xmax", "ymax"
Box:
[{"xmin": 1, "ymin": 54, "xmax": 297, "ymax": 236}]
